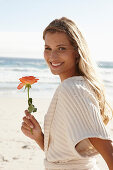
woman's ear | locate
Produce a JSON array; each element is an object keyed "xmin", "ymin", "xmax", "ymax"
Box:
[{"xmin": 75, "ymin": 53, "xmax": 80, "ymax": 64}]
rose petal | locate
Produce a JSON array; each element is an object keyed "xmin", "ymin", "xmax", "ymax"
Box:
[
  {"xmin": 19, "ymin": 76, "xmax": 39, "ymax": 85},
  {"xmin": 17, "ymin": 83, "xmax": 25, "ymax": 89}
]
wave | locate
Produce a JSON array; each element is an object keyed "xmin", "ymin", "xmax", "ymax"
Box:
[
  {"xmin": 97, "ymin": 61, "xmax": 113, "ymax": 68},
  {"xmin": 0, "ymin": 67, "xmax": 49, "ymax": 73},
  {"xmin": 0, "ymin": 57, "xmax": 113, "ymax": 98}
]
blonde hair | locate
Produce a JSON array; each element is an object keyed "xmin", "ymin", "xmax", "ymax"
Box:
[{"xmin": 43, "ymin": 17, "xmax": 113, "ymax": 125}]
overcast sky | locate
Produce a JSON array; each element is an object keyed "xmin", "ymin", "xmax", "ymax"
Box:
[{"xmin": 0, "ymin": 0, "xmax": 113, "ymax": 61}]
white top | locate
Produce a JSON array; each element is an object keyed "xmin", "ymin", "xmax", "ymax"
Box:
[{"xmin": 44, "ymin": 76, "xmax": 112, "ymax": 170}]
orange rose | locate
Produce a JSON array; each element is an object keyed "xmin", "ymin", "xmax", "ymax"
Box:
[
  {"xmin": 17, "ymin": 76, "xmax": 39, "ymax": 90},
  {"xmin": 17, "ymin": 76, "xmax": 39, "ymax": 134}
]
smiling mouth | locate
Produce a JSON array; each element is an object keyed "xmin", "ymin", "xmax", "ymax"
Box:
[{"xmin": 50, "ymin": 62, "xmax": 64, "ymax": 68}]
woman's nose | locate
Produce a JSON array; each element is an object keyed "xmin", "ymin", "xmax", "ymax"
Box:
[{"xmin": 50, "ymin": 50, "xmax": 58, "ymax": 58}]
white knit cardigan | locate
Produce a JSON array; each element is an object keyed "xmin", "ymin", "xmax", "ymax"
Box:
[{"xmin": 44, "ymin": 76, "xmax": 112, "ymax": 170}]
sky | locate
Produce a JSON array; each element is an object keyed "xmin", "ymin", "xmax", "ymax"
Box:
[{"xmin": 0, "ymin": 0, "xmax": 113, "ymax": 61}]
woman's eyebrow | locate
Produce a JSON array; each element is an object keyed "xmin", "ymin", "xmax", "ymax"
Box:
[
  {"xmin": 45, "ymin": 44, "xmax": 68, "ymax": 47},
  {"xmin": 56, "ymin": 44, "xmax": 68, "ymax": 47}
]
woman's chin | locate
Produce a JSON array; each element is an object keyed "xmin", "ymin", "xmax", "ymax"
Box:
[
  {"xmin": 51, "ymin": 72, "xmax": 59, "ymax": 75},
  {"xmin": 50, "ymin": 69, "xmax": 60, "ymax": 75}
]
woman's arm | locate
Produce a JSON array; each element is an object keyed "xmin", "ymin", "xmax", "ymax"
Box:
[{"xmin": 89, "ymin": 137, "xmax": 113, "ymax": 170}]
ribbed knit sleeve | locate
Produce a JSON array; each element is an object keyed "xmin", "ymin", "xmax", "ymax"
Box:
[{"xmin": 58, "ymin": 79, "xmax": 112, "ymax": 150}]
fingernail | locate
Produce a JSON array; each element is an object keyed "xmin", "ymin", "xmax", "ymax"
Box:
[
  {"xmin": 30, "ymin": 125, "xmax": 34, "ymax": 128},
  {"xmin": 26, "ymin": 116, "xmax": 30, "ymax": 119}
]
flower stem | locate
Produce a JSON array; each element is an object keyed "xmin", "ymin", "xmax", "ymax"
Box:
[
  {"xmin": 28, "ymin": 86, "xmax": 29, "ymax": 101},
  {"xmin": 27, "ymin": 85, "xmax": 33, "ymax": 134}
]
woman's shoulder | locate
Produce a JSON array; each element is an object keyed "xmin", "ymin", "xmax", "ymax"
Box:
[
  {"xmin": 58, "ymin": 76, "xmax": 88, "ymax": 92},
  {"xmin": 58, "ymin": 76, "xmax": 97, "ymax": 102}
]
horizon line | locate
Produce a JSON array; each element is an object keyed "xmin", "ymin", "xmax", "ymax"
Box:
[{"xmin": 0, "ymin": 56, "xmax": 113, "ymax": 63}]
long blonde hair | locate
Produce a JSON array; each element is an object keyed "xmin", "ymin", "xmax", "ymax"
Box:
[{"xmin": 43, "ymin": 17, "xmax": 113, "ymax": 125}]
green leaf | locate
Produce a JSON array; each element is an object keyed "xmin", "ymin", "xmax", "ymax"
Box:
[
  {"xmin": 28, "ymin": 98, "xmax": 32, "ymax": 106},
  {"xmin": 28, "ymin": 104, "xmax": 37, "ymax": 113},
  {"xmin": 33, "ymin": 108, "xmax": 37, "ymax": 112},
  {"xmin": 28, "ymin": 104, "xmax": 34, "ymax": 113}
]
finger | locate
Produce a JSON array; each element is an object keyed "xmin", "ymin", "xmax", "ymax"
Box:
[
  {"xmin": 28, "ymin": 114, "xmax": 40, "ymax": 127},
  {"xmin": 21, "ymin": 126, "xmax": 33, "ymax": 137},
  {"xmin": 24, "ymin": 110, "xmax": 31, "ymax": 118},
  {"xmin": 23, "ymin": 116, "xmax": 34, "ymax": 128},
  {"xmin": 22, "ymin": 122, "xmax": 31, "ymax": 131}
]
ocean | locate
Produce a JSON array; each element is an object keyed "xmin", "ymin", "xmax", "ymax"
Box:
[{"xmin": 0, "ymin": 57, "xmax": 113, "ymax": 100}]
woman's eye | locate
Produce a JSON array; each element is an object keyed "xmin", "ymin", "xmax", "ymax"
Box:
[
  {"xmin": 58, "ymin": 47, "xmax": 66, "ymax": 51},
  {"xmin": 45, "ymin": 47, "xmax": 51, "ymax": 50}
]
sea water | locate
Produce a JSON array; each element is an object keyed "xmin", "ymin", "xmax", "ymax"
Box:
[{"xmin": 0, "ymin": 57, "xmax": 113, "ymax": 100}]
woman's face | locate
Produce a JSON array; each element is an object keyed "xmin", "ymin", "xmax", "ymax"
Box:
[{"xmin": 44, "ymin": 32, "xmax": 79, "ymax": 81}]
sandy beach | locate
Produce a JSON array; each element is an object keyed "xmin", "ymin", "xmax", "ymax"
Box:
[{"xmin": 0, "ymin": 94, "xmax": 113, "ymax": 170}]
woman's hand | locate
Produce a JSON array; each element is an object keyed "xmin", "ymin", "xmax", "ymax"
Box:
[{"xmin": 21, "ymin": 110, "xmax": 43, "ymax": 142}]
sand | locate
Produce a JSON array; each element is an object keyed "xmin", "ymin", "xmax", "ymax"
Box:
[{"xmin": 0, "ymin": 94, "xmax": 113, "ymax": 170}]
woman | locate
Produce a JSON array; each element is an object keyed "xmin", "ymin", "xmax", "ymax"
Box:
[{"xmin": 21, "ymin": 17, "xmax": 113, "ymax": 170}]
